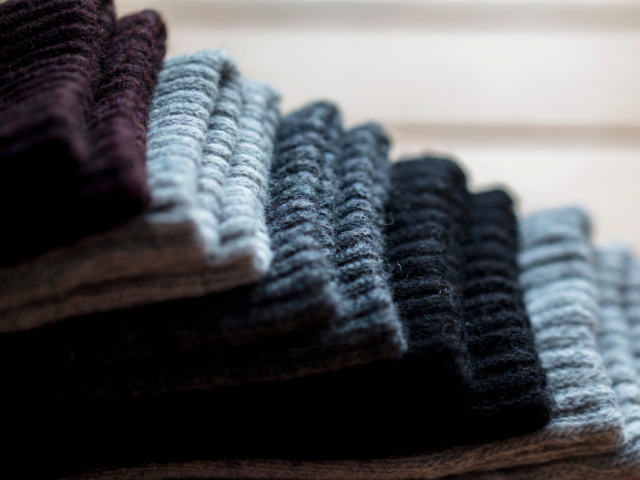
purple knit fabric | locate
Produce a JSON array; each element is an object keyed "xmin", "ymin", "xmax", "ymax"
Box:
[
  {"xmin": 82, "ymin": 10, "xmax": 167, "ymax": 232},
  {"xmin": 0, "ymin": 0, "xmax": 166, "ymax": 265}
]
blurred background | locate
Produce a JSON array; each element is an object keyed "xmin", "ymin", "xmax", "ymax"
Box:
[{"xmin": 120, "ymin": 0, "xmax": 640, "ymax": 248}]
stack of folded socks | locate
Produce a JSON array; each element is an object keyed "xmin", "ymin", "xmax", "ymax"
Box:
[
  {"xmin": 0, "ymin": 102, "xmax": 407, "ymax": 404},
  {"xmin": 0, "ymin": 1, "xmax": 636, "ymax": 479},
  {"xmin": 58, "ymin": 207, "xmax": 619, "ymax": 480},
  {"xmin": 0, "ymin": 50, "xmax": 281, "ymax": 332}
]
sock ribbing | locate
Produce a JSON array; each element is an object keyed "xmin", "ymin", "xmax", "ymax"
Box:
[
  {"xmin": 0, "ymin": 0, "xmax": 167, "ymax": 265},
  {"xmin": 460, "ymin": 190, "xmax": 554, "ymax": 442},
  {"xmin": 119, "ymin": 208, "xmax": 624, "ymax": 480},
  {"xmin": 0, "ymin": 51, "xmax": 279, "ymax": 331},
  {"xmin": 80, "ymin": 10, "xmax": 167, "ymax": 231},
  {"xmin": 459, "ymin": 246, "xmax": 640, "ymax": 480}
]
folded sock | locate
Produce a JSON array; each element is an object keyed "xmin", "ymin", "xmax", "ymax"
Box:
[
  {"xmin": 0, "ymin": 105, "xmax": 406, "ymax": 479},
  {"xmin": 0, "ymin": 50, "xmax": 279, "ymax": 332},
  {"xmin": 88, "ymin": 207, "xmax": 625, "ymax": 480},
  {"xmin": 459, "ymin": 189, "xmax": 554, "ymax": 442},
  {"xmin": 385, "ymin": 157, "xmax": 471, "ymax": 416},
  {"xmin": 455, "ymin": 246, "xmax": 640, "ymax": 480},
  {"xmin": 81, "ymin": 9, "xmax": 167, "ymax": 231},
  {"xmin": 0, "ymin": 102, "xmax": 405, "ymax": 402},
  {"xmin": 0, "ymin": 0, "xmax": 166, "ymax": 265}
]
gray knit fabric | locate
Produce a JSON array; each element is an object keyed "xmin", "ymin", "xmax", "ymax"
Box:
[
  {"xmin": 449, "ymin": 246, "xmax": 640, "ymax": 480},
  {"xmin": 55, "ymin": 207, "xmax": 623, "ymax": 480},
  {"xmin": 0, "ymin": 50, "xmax": 280, "ymax": 332}
]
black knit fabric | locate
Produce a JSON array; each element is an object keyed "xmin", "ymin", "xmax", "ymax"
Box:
[
  {"xmin": 379, "ymin": 158, "xmax": 552, "ymax": 449},
  {"xmin": 460, "ymin": 188, "xmax": 554, "ymax": 442},
  {"xmin": 385, "ymin": 156, "xmax": 471, "ymax": 406}
]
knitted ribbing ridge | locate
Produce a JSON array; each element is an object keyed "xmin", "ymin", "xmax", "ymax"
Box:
[
  {"xmin": 0, "ymin": 50, "xmax": 280, "ymax": 332},
  {"xmin": 81, "ymin": 9, "xmax": 167, "ymax": 232},
  {"xmin": 0, "ymin": 0, "xmax": 167, "ymax": 265},
  {"xmin": 19, "ymin": 159, "xmax": 555, "ymax": 480},
  {"xmin": 458, "ymin": 189, "xmax": 553, "ymax": 443},
  {"xmin": 0, "ymin": 104, "xmax": 405, "ymax": 404},
  {"xmin": 0, "ymin": 109, "xmax": 406, "ymax": 480},
  {"xmin": 76, "ymin": 207, "xmax": 625, "ymax": 480},
  {"xmin": 451, "ymin": 246, "xmax": 640, "ymax": 480},
  {"xmin": 193, "ymin": 174, "xmax": 555, "ymax": 459}
]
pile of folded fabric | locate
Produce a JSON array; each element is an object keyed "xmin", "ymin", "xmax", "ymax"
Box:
[{"xmin": 1, "ymin": 0, "xmax": 639, "ymax": 479}]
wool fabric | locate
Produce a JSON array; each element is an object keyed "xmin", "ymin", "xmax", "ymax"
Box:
[
  {"xmin": 74, "ymin": 207, "xmax": 625, "ymax": 480},
  {"xmin": 82, "ymin": 9, "xmax": 167, "ymax": 231},
  {"xmin": 458, "ymin": 189, "xmax": 554, "ymax": 442},
  {"xmin": 0, "ymin": 50, "xmax": 280, "ymax": 332},
  {"xmin": 189, "ymin": 174, "xmax": 555, "ymax": 459},
  {"xmin": 0, "ymin": 103, "xmax": 405, "ymax": 406},
  {"xmin": 0, "ymin": 106, "xmax": 407, "ymax": 480},
  {"xmin": 384, "ymin": 156, "xmax": 470, "ymax": 419},
  {"xmin": 0, "ymin": 0, "xmax": 166, "ymax": 264},
  {"xmin": 453, "ymin": 246, "xmax": 640, "ymax": 480},
  {"xmin": 21, "ymin": 160, "xmax": 557, "ymax": 480},
  {"xmin": 291, "ymin": 158, "xmax": 554, "ymax": 456}
]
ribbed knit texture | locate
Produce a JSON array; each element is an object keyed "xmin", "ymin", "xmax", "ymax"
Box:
[
  {"xmin": 18, "ymin": 160, "xmax": 555, "ymax": 480},
  {"xmin": 0, "ymin": 50, "xmax": 280, "ymax": 332},
  {"xmin": 455, "ymin": 246, "xmax": 640, "ymax": 480},
  {"xmin": 0, "ymin": 104, "xmax": 406, "ymax": 480},
  {"xmin": 0, "ymin": 0, "xmax": 166, "ymax": 265},
  {"xmin": 249, "ymin": 158, "xmax": 550, "ymax": 457},
  {"xmin": 81, "ymin": 9, "xmax": 167, "ymax": 231},
  {"xmin": 384, "ymin": 157, "xmax": 470, "ymax": 421},
  {"xmin": 83, "ymin": 207, "xmax": 625, "ymax": 480},
  {"xmin": 194, "ymin": 172, "xmax": 554, "ymax": 459},
  {"xmin": 459, "ymin": 190, "xmax": 554, "ymax": 441}
]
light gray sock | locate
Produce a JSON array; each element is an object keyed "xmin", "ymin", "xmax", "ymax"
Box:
[
  {"xmin": 0, "ymin": 51, "xmax": 281, "ymax": 332},
  {"xmin": 58, "ymin": 207, "xmax": 623, "ymax": 480}
]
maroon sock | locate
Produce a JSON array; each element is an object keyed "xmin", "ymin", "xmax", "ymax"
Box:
[
  {"xmin": 0, "ymin": 0, "xmax": 110, "ymax": 261},
  {"xmin": 81, "ymin": 10, "xmax": 167, "ymax": 233},
  {"xmin": 0, "ymin": 1, "xmax": 166, "ymax": 265}
]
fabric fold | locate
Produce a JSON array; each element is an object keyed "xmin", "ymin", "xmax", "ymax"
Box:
[
  {"xmin": 1, "ymin": 103, "xmax": 407, "ymax": 480},
  {"xmin": 0, "ymin": 50, "xmax": 279, "ymax": 332},
  {"xmin": 65, "ymin": 207, "xmax": 624, "ymax": 480},
  {"xmin": 0, "ymin": 0, "xmax": 166, "ymax": 265},
  {"xmin": 16, "ymin": 161, "xmax": 569, "ymax": 480},
  {"xmin": 459, "ymin": 189, "xmax": 554, "ymax": 442}
]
